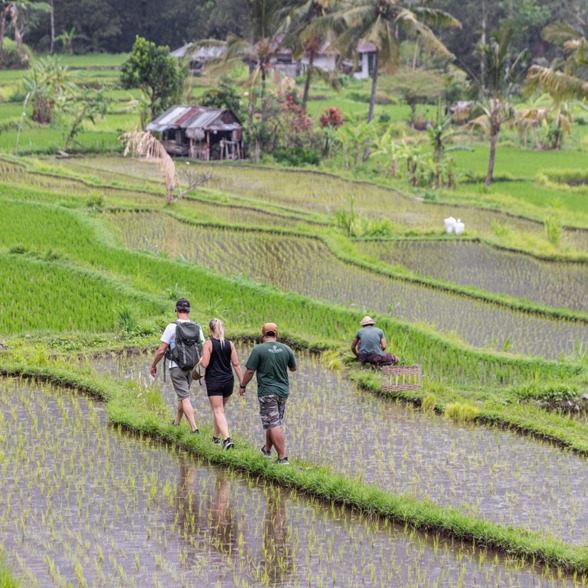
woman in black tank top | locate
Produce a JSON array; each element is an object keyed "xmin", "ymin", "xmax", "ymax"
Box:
[{"xmin": 198, "ymin": 318, "xmax": 243, "ymax": 449}]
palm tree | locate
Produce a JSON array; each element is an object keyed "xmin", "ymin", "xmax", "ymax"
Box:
[
  {"xmin": 22, "ymin": 55, "xmax": 78, "ymax": 123},
  {"xmin": 526, "ymin": 22, "xmax": 588, "ymax": 101},
  {"xmin": 469, "ymin": 26, "xmax": 527, "ymax": 187},
  {"xmin": 283, "ymin": 0, "xmax": 339, "ymax": 109},
  {"xmin": 322, "ymin": 0, "xmax": 460, "ymax": 123}
]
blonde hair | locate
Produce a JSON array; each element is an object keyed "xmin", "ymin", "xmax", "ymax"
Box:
[{"xmin": 209, "ymin": 318, "xmax": 226, "ymax": 348}]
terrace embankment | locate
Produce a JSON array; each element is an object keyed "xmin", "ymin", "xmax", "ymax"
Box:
[
  {"xmin": 2, "ymin": 377, "xmax": 576, "ymax": 588},
  {"xmin": 104, "ymin": 211, "xmax": 588, "ymax": 360}
]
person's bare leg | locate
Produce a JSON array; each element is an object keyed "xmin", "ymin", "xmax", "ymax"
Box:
[
  {"xmin": 264, "ymin": 429, "xmax": 273, "ymax": 453},
  {"xmin": 268, "ymin": 426, "xmax": 285, "ymax": 459},
  {"xmin": 174, "ymin": 400, "xmax": 183, "ymax": 425},
  {"xmin": 181, "ymin": 398, "xmax": 198, "ymax": 432},
  {"xmin": 209, "ymin": 395, "xmax": 229, "ymax": 439},
  {"xmin": 208, "ymin": 396, "xmax": 220, "ymax": 437}
]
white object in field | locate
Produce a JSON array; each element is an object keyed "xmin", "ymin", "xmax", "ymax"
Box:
[
  {"xmin": 454, "ymin": 219, "xmax": 465, "ymax": 235},
  {"xmin": 444, "ymin": 216, "xmax": 456, "ymax": 234}
]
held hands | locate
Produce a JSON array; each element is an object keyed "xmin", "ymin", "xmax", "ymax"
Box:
[{"xmin": 239, "ymin": 384, "xmax": 246, "ymax": 396}]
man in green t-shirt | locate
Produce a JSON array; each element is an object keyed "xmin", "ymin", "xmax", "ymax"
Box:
[{"xmin": 239, "ymin": 322, "xmax": 297, "ymax": 465}]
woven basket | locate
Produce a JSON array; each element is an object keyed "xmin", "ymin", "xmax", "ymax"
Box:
[{"xmin": 381, "ymin": 364, "xmax": 422, "ymax": 392}]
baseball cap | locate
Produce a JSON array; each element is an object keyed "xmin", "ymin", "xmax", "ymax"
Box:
[
  {"xmin": 262, "ymin": 322, "xmax": 279, "ymax": 337},
  {"xmin": 176, "ymin": 298, "xmax": 191, "ymax": 311}
]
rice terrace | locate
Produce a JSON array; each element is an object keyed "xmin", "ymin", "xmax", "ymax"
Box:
[{"xmin": 2, "ymin": 1, "xmax": 588, "ymax": 586}]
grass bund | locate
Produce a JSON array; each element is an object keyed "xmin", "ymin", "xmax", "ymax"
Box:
[{"xmin": 2, "ymin": 362, "xmax": 588, "ymax": 582}]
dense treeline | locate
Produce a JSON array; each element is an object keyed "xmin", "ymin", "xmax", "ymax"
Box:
[{"xmin": 15, "ymin": 0, "xmax": 588, "ymax": 72}]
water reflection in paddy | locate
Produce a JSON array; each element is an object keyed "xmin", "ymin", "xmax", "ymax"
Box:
[
  {"xmin": 91, "ymin": 348, "xmax": 588, "ymax": 547},
  {"xmin": 1, "ymin": 378, "xmax": 576, "ymax": 587}
]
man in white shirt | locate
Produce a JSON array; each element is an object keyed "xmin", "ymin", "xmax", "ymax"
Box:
[{"xmin": 150, "ymin": 298, "xmax": 204, "ymax": 433}]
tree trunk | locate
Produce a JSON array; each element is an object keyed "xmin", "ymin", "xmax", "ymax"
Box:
[
  {"xmin": 485, "ymin": 128, "xmax": 498, "ymax": 187},
  {"xmin": 363, "ymin": 49, "xmax": 379, "ymax": 161},
  {"xmin": 0, "ymin": 6, "xmax": 7, "ymax": 67},
  {"xmin": 367, "ymin": 49, "xmax": 379, "ymax": 123},
  {"xmin": 480, "ymin": 0, "xmax": 487, "ymax": 80},
  {"xmin": 49, "ymin": 0, "xmax": 55, "ymax": 54},
  {"xmin": 301, "ymin": 51, "xmax": 314, "ymax": 109}
]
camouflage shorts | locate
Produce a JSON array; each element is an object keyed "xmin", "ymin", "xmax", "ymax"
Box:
[{"xmin": 258, "ymin": 395, "xmax": 287, "ymax": 430}]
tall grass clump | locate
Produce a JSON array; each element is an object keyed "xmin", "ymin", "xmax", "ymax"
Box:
[
  {"xmin": 445, "ymin": 402, "xmax": 480, "ymax": 423},
  {"xmin": 544, "ymin": 213, "xmax": 563, "ymax": 248},
  {"xmin": 0, "ymin": 556, "xmax": 20, "ymax": 588}
]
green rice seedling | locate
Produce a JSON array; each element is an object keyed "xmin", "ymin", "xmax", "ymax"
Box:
[
  {"xmin": 105, "ymin": 211, "xmax": 588, "ymax": 360},
  {"xmin": 97, "ymin": 350, "xmax": 588, "ymax": 547},
  {"xmin": 355, "ymin": 239, "xmax": 588, "ymax": 312}
]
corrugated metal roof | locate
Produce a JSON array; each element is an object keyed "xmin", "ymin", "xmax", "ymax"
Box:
[{"xmin": 146, "ymin": 105, "xmax": 242, "ymax": 133}]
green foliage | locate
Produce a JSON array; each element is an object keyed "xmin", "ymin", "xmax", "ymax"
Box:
[
  {"xmin": 272, "ymin": 145, "xmax": 320, "ymax": 167},
  {"xmin": 200, "ymin": 78, "xmax": 243, "ymax": 119},
  {"xmin": 62, "ymin": 88, "xmax": 109, "ymax": 150},
  {"xmin": 120, "ymin": 37, "xmax": 186, "ymax": 119}
]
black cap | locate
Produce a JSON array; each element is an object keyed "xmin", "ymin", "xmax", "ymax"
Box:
[{"xmin": 176, "ymin": 298, "xmax": 191, "ymax": 311}]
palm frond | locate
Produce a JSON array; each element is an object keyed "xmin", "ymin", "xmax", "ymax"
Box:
[
  {"xmin": 413, "ymin": 7, "xmax": 461, "ymax": 30},
  {"xmin": 120, "ymin": 130, "xmax": 176, "ymax": 201},
  {"xmin": 396, "ymin": 9, "xmax": 454, "ymax": 59},
  {"xmin": 527, "ymin": 65, "xmax": 588, "ymax": 101},
  {"xmin": 542, "ymin": 21, "xmax": 580, "ymax": 45}
]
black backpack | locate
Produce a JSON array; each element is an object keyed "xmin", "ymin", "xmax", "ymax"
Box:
[{"xmin": 165, "ymin": 321, "xmax": 203, "ymax": 371}]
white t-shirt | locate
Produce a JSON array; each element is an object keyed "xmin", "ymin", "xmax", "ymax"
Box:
[{"xmin": 161, "ymin": 320, "xmax": 205, "ymax": 369}]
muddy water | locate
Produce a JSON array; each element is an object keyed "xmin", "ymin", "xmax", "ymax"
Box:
[
  {"xmin": 356, "ymin": 240, "xmax": 588, "ymax": 313},
  {"xmin": 104, "ymin": 212, "xmax": 588, "ymax": 360},
  {"xmin": 0, "ymin": 379, "xmax": 576, "ymax": 587},
  {"xmin": 90, "ymin": 348, "xmax": 588, "ymax": 547}
]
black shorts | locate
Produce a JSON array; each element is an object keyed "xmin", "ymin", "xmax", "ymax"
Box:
[{"xmin": 206, "ymin": 384, "xmax": 234, "ymax": 398}]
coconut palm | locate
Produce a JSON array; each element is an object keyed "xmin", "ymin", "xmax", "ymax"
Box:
[
  {"xmin": 469, "ymin": 26, "xmax": 527, "ymax": 187},
  {"xmin": 526, "ymin": 22, "xmax": 588, "ymax": 101},
  {"xmin": 322, "ymin": 0, "xmax": 460, "ymax": 123}
]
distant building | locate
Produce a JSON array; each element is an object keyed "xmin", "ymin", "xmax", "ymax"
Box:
[
  {"xmin": 171, "ymin": 43, "xmax": 226, "ymax": 74},
  {"xmin": 146, "ymin": 105, "xmax": 243, "ymax": 160},
  {"xmin": 172, "ymin": 39, "xmax": 377, "ymax": 79}
]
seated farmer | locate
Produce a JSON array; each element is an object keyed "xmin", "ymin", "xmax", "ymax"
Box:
[{"xmin": 351, "ymin": 316, "xmax": 399, "ymax": 367}]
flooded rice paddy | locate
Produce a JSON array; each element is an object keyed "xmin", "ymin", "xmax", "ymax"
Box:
[
  {"xmin": 104, "ymin": 212, "xmax": 588, "ymax": 360},
  {"xmin": 57, "ymin": 157, "xmax": 588, "ymax": 252},
  {"xmin": 90, "ymin": 349, "xmax": 588, "ymax": 547},
  {"xmin": 355, "ymin": 240, "xmax": 588, "ymax": 313},
  {"xmin": 2, "ymin": 377, "xmax": 578, "ymax": 587}
]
